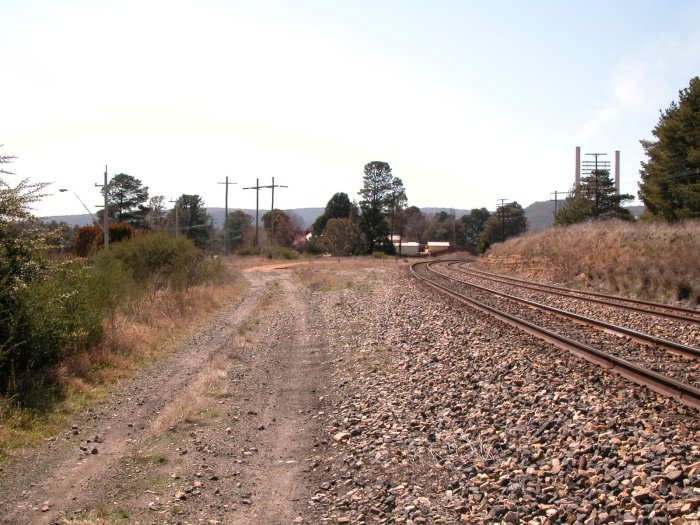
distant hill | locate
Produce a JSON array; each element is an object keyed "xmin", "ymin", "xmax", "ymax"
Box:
[
  {"xmin": 523, "ymin": 201, "xmax": 556, "ymax": 232},
  {"xmin": 43, "ymin": 203, "xmax": 645, "ymax": 231}
]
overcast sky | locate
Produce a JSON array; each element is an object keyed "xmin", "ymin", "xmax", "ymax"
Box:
[{"xmin": 2, "ymin": 0, "xmax": 700, "ymax": 217}]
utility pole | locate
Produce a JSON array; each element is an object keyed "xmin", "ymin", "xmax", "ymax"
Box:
[
  {"xmin": 582, "ymin": 153, "xmax": 609, "ymax": 219},
  {"xmin": 169, "ymin": 197, "xmax": 180, "ymax": 236},
  {"xmin": 266, "ymin": 177, "xmax": 287, "ymax": 246},
  {"xmin": 243, "ymin": 178, "xmax": 288, "ymax": 247},
  {"xmin": 497, "ymin": 198, "xmax": 508, "ymax": 242},
  {"xmin": 95, "ymin": 165, "xmax": 109, "ymax": 247},
  {"xmin": 550, "ymin": 190, "xmax": 571, "ymax": 220},
  {"xmin": 217, "ymin": 176, "xmax": 237, "ymax": 255},
  {"xmin": 242, "ymin": 179, "xmax": 263, "ymax": 246}
]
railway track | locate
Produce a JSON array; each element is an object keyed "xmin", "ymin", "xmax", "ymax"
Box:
[
  {"xmin": 449, "ymin": 262, "xmax": 700, "ymax": 324},
  {"xmin": 410, "ymin": 260, "xmax": 700, "ymax": 410}
]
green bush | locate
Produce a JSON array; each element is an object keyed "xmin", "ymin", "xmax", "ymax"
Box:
[
  {"xmin": 94, "ymin": 233, "xmax": 205, "ymax": 291},
  {"xmin": 237, "ymin": 244, "xmax": 300, "ymax": 260},
  {"xmin": 0, "ymin": 258, "xmax": 130, "ymax": 402}
]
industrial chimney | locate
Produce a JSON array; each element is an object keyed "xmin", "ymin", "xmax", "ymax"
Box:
[{"xmin": 575, "ymin": 146, "xmax": 581, "ymax": 187}]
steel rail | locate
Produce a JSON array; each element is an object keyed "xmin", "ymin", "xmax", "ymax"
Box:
[
  {"xmin": 429, "ymin": 262, "xmax": 700, "ymax": 359},
  {"xmin": 410, "ymin": 261, "xmax": 700, "ymax": 410},
  {"xmin": 452, "ymin": 263, "xmax": 700, "ymax": 322}
]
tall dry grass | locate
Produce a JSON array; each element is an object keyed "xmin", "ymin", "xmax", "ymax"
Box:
[
  {"xmin": 0, "ymin": 260, "xmax": 245, "ymax": 454},
  {"xmin": 481, "ymin": 220, "xmax": 700, "ymax": 304}
]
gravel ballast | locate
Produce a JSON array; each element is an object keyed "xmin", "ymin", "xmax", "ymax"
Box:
[{"xmin": 305, "ymin": 263, "xmax": 700, "ymax": 525}]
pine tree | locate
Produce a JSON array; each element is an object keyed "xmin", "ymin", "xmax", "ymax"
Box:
[
  {"xmin": 638, "ymin": 76, "xmax": 700, "ymax": 221},
  {"xmin": 556, "ymin": 170, "xmax": 633, "ymax": 225}
]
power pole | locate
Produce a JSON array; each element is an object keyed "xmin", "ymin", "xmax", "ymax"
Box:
[
  {"xmin": 497, "ymin": 198, "xmax": 508, "ymax": 242},
  {"xmin": 95, "ymin": 165, "xmax": 109, "ymax": 247},
  {"xmin": 582, "ymin": 153, "xmax": 609, "ymax": 219},
  {"xmin": 550, "ymin": 190, "xmax": 571, "ymax": 220},
  {"xmin": 265, "ymin": 177, "xmax": 287, "ymax": 246},
  {"xmin": 242, "ymin": 179, "xmax": 263, "ymax": 246},
  {"xmin": 217, "ymin": 176, "xmax": 237, "ymax": 255},
  {"xmin": 169, "ymin": 197, "xmax": 180, "ymax": 236}
]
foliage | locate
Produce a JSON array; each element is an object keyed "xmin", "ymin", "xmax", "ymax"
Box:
[
  {"xmin": 312, "ymin": 192, "xmax": 357, "ymax": 236},
  {"xmin": 261, "ymin": 209, "xmax": 298, "ymax": 248},
  {"xmin": 226, "ymin": 210, "xmax": 253, "ymax": 251},
  {"xmin": 173, "ymin": 195, "xmax": 211, "ymax": 250},
  {"xmin": 638, "ymin": 76, "xmax": 700, "ymax": 221},
  {"xmin": 94, "ymin": 233, "xmax": 205, "ymax": 291},
  {"xmin": 236, "ymin": 244, "xmax": 299, "ymax": 259},
  {"xmin": 358, "ymin": 161, "xmax": 396, "ymax": 253},
  {"xmin": 110, "ymin": 222, "xmax": 135, "ymax": 243},
  {"xmin": 301, "ymin": 237, "xmax": 325, "ymax": 255},
  {"xmin": 74, "ymin": 223, "xmax": 135, "ymax": 256},
  {"xmin": 461, "ymin": 208, "xmax": 491, "ymax": 247},
  {"xmin": 101, "ymin": 173, "xmax": 150, "ymax": 228},
  {"xmin": 145, "ymin": 195, "xmax": 168, "ymax": 230},
  {"xmin": 75, "ymin": 226, "xmax": 101, "ymax": 257},
  {"xmin": 423, "ymin": 211, "xmax": 462, "ymax": 245},
  {"xmin": 482, "ymin": 201, "xmax": 527, "ymax": 245},
  {"xmin": 321, "ymin": 218, "xmax": 366, "ymax": 256},
  {"xmin": 556, "ymin": 170, "xmax": 633, "ymax": 225},
  {"xmin": 403, "ymin": 206, "xmax": 428, "ymax": 242}
]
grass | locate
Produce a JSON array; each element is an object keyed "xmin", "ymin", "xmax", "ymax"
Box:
[
  {"xmin": 481, "ymin": 220, "xmax": 700, "ymax": 304},
  {"xmin": 293, "ymin": 256, "xmax": 398, "ymax": 292},
  {"xmin": 150, "ymin": 351, "xmax": 231, "ymax": 433},
  {"xmin": 0, "ymin": 260, "xmax": 246, "ymax": 456}
]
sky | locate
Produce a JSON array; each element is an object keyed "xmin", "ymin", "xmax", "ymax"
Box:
[{"xmin": 2, "ymin": 0, "xmax": 700, "ymax": 217}]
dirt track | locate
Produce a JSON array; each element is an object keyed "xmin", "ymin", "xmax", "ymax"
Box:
[{"xmin": 0, "ymin": 265, "xmax": 330, "ymax": 524}]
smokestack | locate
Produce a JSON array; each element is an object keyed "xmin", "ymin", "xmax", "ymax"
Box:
[
  {"xmin": 615, "ymin": 150, "xmax": 620, "ymax": 194},
  {"xmin": 575, "ymin": 146, "xmax": 581, "ymax": 187}
]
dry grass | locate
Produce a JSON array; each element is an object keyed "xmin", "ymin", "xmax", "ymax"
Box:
[
  {"xmin": 293, "ymin": 256, "xmax": 400, "ymax": 292},
  {"xmin": 150, "ymin": 351, "xmax": 231, "ymax": 433},
  {"xmin": 481, "ymin": 220, "xmax": 700, "ymax": 304},
  {"xmin": 0, "ymin": 260, "xmax": 246, "ymax": 454}
]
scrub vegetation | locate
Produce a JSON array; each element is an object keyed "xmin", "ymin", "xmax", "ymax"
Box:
[{"xmin": 482, "ymin": 220, "xmax": 700, "ymax": 304}]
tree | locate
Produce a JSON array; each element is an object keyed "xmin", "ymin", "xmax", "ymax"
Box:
[
  {"xmin": 403, "ymin": 206, "xmax": 428, "ymax": 242},
  {"xmin": 423, "ymin": 211, "xmax": 463, "ymax": 246},
  {"xmin": 358, "ymin": 161, "xmax": 394, "ymax": 253},
  {"xmin": 226, "ymin": 210, "xmax": 253, "ymax": 250},
  {"xmin": 103, "ymin": 173, "xmax": 150, "ymax": 227},
  {"xmin": 146, "ymin": 195, "xmax": 167, "ymax": 230},
  {"xmin": 312, "ymin": 192, "xmax": 357, "ymax": 236},
  {"xmin": 387, "ymin": 177, "xmax": 407, "ymax": 244},
  {"xmin": 556, "ymin": 170, "xmax": 633, "ymax": 225},
  {"xmin": 174, "ymin": 195, "xmax": 211, "ymax": 250},
  {"xmin": 482, "ymin": 201, "xmax": 527, "ymax": 245},
  {"xmin": 262, "ymin": 209, "xmax": 296, "ymax": 247},
  {"xmin": 321, "ymin": 218, "xmax": 366, "ymax": 256},
  {"xmin": 638, "ymin": 76, "xmax": 700, "ymax": 221},
  {"xmin": 461, "ymin": 208, "xmax": 491, "ymax": 247}
]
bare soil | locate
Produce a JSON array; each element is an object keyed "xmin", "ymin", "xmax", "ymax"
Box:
[{"xmin": 0, "ymin": 264, "xmax": 331, "ymax": 525}]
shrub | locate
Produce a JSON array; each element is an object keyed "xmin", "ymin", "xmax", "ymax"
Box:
[
  {"xmin": 0, "ymin": 258, "xmax": 130, "ymax": 402},
  {"xmin": 94, "ymin": 233, "xmax": 204, "ymax": 291},
  {"xmin": 75, "ymin": 226, "xmax": 101, "ymax": 257}
]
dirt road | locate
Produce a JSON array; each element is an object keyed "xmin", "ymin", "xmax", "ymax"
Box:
[{"xmin": 0, "ymin": 266, "xmax": 331, "ymax": 525}]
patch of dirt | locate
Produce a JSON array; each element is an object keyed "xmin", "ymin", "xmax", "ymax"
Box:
[{"xmin": 0, "ymin": 266, "xmax": 331, "ymax": 525}]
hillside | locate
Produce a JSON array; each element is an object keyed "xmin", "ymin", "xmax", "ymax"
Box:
[{"xmin": 479, "ymin": 219, "xmax": 700, "ymax": 304}]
